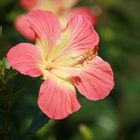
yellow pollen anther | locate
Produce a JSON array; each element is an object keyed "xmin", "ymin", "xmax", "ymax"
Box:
[{"xmin": 76, "ymin": 47, "xmax": 98, "ymax": 66}]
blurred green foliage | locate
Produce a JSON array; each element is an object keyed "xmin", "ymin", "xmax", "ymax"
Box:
[{"xmin": 0, "ymin": 0, "xmax": 140, "ymax": 140}]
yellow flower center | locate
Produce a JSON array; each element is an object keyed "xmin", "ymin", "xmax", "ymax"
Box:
[{"xmin": 37, "ymin": 31, "xmax": 98, "ymax": 81}]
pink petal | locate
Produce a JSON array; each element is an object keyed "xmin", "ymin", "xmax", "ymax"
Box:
[
  {"xmin": 71, "ymin": 56, "xmax": 114, "ymax": 100},
  {"xmin": 63, "ymin": 14, "xmax": 99, "ymax": 57},
  {"xmin": 19, "ymin": 0, "xmax": 38, "ymax": 10},
  {"xmin": 71, "ymin": 7, "xmax": 97, "ymax": 25},
  {"xmin": 38, "ymin": 77, "xmax": 81, "ymax": 119},
  {"xmin": 14, "ymin": 14, "xmax": 35, "ymax": 40},
  {"xmin": 28, "ymin": 10, "xmax": 61, "ymax": 47},
  {"xmin": 7, "ymin": 43, "xmax": 42, "ymax": 77}
]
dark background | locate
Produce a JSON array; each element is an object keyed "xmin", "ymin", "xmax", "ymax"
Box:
[{"xmin": 0, "ymin": 0, "xmax": 140, "ymax": 140}]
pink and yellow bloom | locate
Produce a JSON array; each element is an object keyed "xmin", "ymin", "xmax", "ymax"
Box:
[
  {"xmin": 8, "ymin": 10, "xmax": 114, "ymax": 119},
  {"xmin": 15, "ymin": 0, "xmax": 96, "ymax": 40}
]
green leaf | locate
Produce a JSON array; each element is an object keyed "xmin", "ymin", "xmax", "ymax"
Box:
[
  {"xmin": 0, "ymin": 60, "xmax": 4, "ymax": 77},
  {"xmin": 23, "ymin": 111, "xmax": 50, "ymax": 139},
  {"xmin": 2, "ymin": 58, "xmax": 10, "ymax": 69},
  {"xmin": 79, "ymin": 124, "xmax": 94, "ymax": 140}
]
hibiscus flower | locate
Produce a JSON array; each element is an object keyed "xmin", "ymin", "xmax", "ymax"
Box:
[
  {"xmin": 15, "ymin": 0, "xmax": 96, "ymax": 40},
  {"xmin": 8, "ymin": 10, "xmax": 114, "ymax": 119}
]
